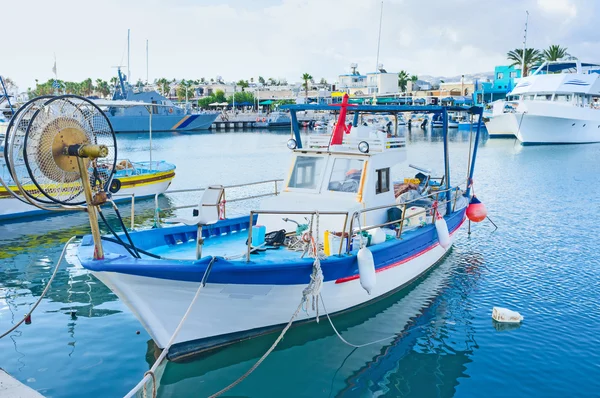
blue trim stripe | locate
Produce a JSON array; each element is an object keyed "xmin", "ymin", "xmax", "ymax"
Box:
[
  {"xmin": 177, "ymin": 114, "xmax": 199, "ymax": 129},
  {"xmin": 80, "ymin": 210, "xmax": 467, "ymax": 285}
]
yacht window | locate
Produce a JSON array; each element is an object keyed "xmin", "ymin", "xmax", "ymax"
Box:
[
  {"xmin": 328, "ymin": 158, "xmax": 364, "ymax": 193},
  {"xmin": 524, "ymin": 95, "xmax": 535, "ymax": 100},
  {"xmin": 555, "ymin": 94, "xmax": 571, "ymax": 102},
  {"xmin": 288, "ymin": 156, "xmax": 325, "ymax": 190},
  {"xmin": 376, "ymin": 168, "xmax": 390, "ymax": 194}
]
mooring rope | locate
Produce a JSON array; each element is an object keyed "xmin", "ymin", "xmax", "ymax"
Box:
[
  {"xmin": 124, "ymin": 256, "xmax": 216, "ymax": 398},
  {"xmin": 0, "ymin": 236, "xmax": 76, "ymax": 340}
]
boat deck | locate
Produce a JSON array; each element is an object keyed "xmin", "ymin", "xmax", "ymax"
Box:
[{"xmin": 149, "ymin": 231, "xmax": 322, "ymax": 263}]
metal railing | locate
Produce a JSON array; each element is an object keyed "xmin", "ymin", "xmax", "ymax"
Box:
[
  {"xmin": 346, "ymin": 181, "xmax": 467, "ymax": 253},
  {"xmin": 306, "ymin": 135, "xmax": 406, "ymax": 151},
  {"xmin": 151, "ymin": 179, "xmax": 283, "ymax": 227}
]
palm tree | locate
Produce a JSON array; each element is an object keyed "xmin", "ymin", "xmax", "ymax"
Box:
[
  {"xmin": 398, "ymin": 70, "xmax": 409, "ymax": 92},
  {"xmin": 302, "ymin": 73, "xmax": 313, "ymax": 98},
  {"xmin": 543, "ymin": 45, "xmax": 569, "ymax": 62},
  {"xmin": 507, "ymin": 48, "xmax": 543, "ymax": 77}
]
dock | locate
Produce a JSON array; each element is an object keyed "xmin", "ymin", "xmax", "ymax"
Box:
[
  {"xmin": 0, "ymin": 369, "xmax": 45, "ymax": 398},
  {"xmin": 209, "ymin": 111, "xmax": 329, "ymax": 130}
]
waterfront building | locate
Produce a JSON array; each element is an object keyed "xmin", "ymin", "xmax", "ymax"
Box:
[{"xmin": 473, "ymin": 65, "xmax": 521, "ymax": 105}]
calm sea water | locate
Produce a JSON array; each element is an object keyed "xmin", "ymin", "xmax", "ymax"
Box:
[{"xmin": 1, "ymin": 128, "xmax": 600, "ymax": 398}]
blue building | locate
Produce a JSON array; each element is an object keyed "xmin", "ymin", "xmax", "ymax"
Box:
[{"xmin": 473, "ymin": 65, "xmax": 521, "ymax": 105}]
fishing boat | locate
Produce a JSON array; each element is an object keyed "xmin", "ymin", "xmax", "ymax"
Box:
[
  {"xmin": 105, "ymin": 68, "xmax": 219, "ymax": 133},
  {"xmin": 432, "ymin": 114, "xmax": 459, "ymax": 128},
  {"xmin": 5, "ymin": 94, "xmax": 485, "ymax": 364},
  {"xmin": 486, "ymin": 60, "xmax": 600, "ymax": 144},
  {"xmin": 0, "ymin": 95, "xmax": 176, "ymax": 222}
]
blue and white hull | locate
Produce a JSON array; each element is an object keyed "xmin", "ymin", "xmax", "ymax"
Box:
[
  {"xmin": 108, "ymin": 113, "xmax": 218, "ymax": 133},
  {"xmin": 79, "ymin": 210, "xmax": 465, "ymax": 360}
]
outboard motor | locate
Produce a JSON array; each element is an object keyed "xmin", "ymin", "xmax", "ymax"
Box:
[{"xmin": 421, "ymin": 118, "xmax": 428, "ymax": 129}]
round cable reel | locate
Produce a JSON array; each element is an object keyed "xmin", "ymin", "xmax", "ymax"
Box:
[
  {"xmin": 12, "ymin": 95, "xmax": 117, "ymax": 207},
  {"xmin": 2, "ymin": 95, "xmax": 56, "ymax": 204}
]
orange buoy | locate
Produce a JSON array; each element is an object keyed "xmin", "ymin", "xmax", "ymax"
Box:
[{"xmin": 466, "ymin": 196, "xmax": 487, "ymax": 222}]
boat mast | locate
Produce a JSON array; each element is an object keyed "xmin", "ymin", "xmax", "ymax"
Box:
[
  {"xmin": 146, "ymin": 39, "xmax": 149, "ymax": 84},
  {"xmin": 375, "ymin": 1, "xmax": 383, "ymax": 74},
  {"xmin": 521, "ymin": 11, "xmax": 529, "ymax": 77},
  {"xmin": 127, "ymin": 29, "xmax": 131, "ymax": 83}
]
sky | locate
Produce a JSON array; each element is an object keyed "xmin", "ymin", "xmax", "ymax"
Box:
[{"xmin": 1, "ymin": 0, "xmax": 598, "ymax": 91}]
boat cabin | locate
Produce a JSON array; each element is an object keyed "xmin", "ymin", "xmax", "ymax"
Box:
[{"xmin": 258, "ymin": 125, "xmax": 407, "ymax": 236}]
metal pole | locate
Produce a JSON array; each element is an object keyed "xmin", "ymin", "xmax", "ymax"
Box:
[
  {"xmin": 77, "ymin": 158, "xmax": 104, "ymax": 260},
  {"xmin": 465, "ymin": 107, "xmax": 483, "ymax": 197},
  {"xmin": 146, "ymin": 39, "xmax": 149, "ymax": 84},
  {"xmin": 522, "ymin": 11, "xmax": 529, "ymax": 77},
  {"xmin": 0, "ymin": 76, "xmax": 14, "ymax": 116},
  {"xmin": 374, "ymin": 0, "xmax": 384, "ymax": 73},
  {"xmin": 442, "ymin": 107, "xmax": 451, "ymax": 215},
  {"xmin": 127, "ymin": 29, "xmax": 131, "ymax": 82},
  {"xmin": 130, "ymin": 193, "xmax": 135, "ymax": 230},
  {"xmin": 290, "ymin": 110, "xmax": 302, "ymax": 148},
  {"xmin": 148, "ymin": 107, "xmax": 153, "ymax": 171}
]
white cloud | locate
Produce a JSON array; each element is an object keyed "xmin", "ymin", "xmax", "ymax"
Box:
[
  {"xmin": 537, "ymin": 0, "xmax": 577, "ymax": 19},
  {"xmin": 0, "ymin": 0, "xmax": 597, "ymax": 91}
]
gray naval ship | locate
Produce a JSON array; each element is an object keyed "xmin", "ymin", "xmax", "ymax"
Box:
[{"xmin": 105, "ymin": 69, "xmax": 219, "ymax": 133}]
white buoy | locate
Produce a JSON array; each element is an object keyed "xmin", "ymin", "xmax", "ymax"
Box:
[
  {"xmin": 435, "ymin": 214, "xmax": 451, "ymax": 249},
  {"xmin": 370, "ymin": 228, "xmax": 387, "ymax": 245},
  {"xmin": 357, "ymin": 247, "xmax": 376, "ymax": 295},
  {"xmin": 492, "ymin": 307, "xmax": 524, "ymax": 323}
]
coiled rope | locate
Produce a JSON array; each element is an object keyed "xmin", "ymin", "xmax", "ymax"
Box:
[{"xmin": 0, "ymin": 236, "xmax": 76, "ymax": 340}]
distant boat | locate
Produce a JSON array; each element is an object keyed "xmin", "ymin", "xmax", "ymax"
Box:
[
  {"xmin": 486, "ymin": 60, "xmax": 600, "ymax": 144},
  {"xmin": 266, "ymin": 111, "xmax": 291, "ymax": 128},
  {"xmin": 103, "ymin": 69, "xmax": 219, "ymax": 133}
]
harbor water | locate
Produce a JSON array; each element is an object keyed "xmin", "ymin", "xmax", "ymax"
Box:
[{"xmin": 1, "ymin": 128, "xmax": 600, "ymax": 397}]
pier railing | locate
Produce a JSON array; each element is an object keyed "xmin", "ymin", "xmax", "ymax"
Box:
[{"xmin": 150, "ymin": 179, "xmax": 284, "ymax": 227}]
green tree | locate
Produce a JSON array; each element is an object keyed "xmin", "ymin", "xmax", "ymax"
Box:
[
  {"xmin": 95, "ymin": 78, "xmax": 111, "ymax": 98},
  {"xmin": 237, "ymin": 79, "xmax": 249, "ymax": 90},
  {"xmin": 507, "ymin": 48, "xmax": 543, "ymax": 76},
  {"xmin": 410, "ymin": 75, "xmax": 418, "ymax": 83},
  {"xmin": 302, "ymin": 73, "xmax": 313, "ymax": 98},
  {"xmin": 176, "ymin": 80, "xmax": 195, "ymax": 101},
  {"xmin": 258, "ymin": 76, "xmax": 265, "ymax": 84},
  {"xmin": 543, "ymin": 45, "xmax": 569, "ymax": 62},
  {"xmin": 319, "ymin": 77, "xmax": 328, "ymax": 85},
  {"xmin": 398, "ymin": 70, "xmax": 409, "ymax": 92},
  {"xmin": 156, "ymin": 78, "xmax": 170, "ymax": 96}
]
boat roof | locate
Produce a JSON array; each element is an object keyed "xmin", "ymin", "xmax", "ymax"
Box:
[
  {"xmin": 532, "ymin": 60, "xmax": 600, "ymax": 74},
  {"xmin": 282, "ymin": 104, "xmax": 482, "ymax": 114}
]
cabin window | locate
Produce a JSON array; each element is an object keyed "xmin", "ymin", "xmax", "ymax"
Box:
[
  {"xmin": 509, "ymin": 71, "xmax": 517, "ymax": 78},
  {"xmin": 328, "ymin": 158, "xmax": 364, "ymax": 193},
  {"xmin": 288, "ymin": 156, "xmax": 325, "ymax": 190},
  {"xmin": 376, "ymin": 168, "xmax": 390, "ymax": 194},
  {"xmin": 497, "ymin": 72, "xmax": 504, "ymax": 79}
]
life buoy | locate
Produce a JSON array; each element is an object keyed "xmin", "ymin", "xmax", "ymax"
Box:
[
  {"xmin": 169, "ymin": 108, "xmax": 173, "ymax": 113},
  {"xmin": 109, "ymin": 179, "xmax": 122, "ymax": 194}
]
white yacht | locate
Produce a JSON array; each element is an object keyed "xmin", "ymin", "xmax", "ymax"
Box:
[{"xmin": 485, "ymin": 60, "xmax": 600, "ymax": 144}]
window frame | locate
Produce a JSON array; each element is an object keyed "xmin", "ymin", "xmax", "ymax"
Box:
[{"xmin": 376, "ymin": 167, "xmax": 390, "ymax": 194}]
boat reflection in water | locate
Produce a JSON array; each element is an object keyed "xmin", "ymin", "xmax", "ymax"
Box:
[{"xmin": 146, "ymin": 247, "xmax": 484, "ymax": 397}]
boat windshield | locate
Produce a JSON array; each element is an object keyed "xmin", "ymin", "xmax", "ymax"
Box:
[
  {"xmin": 328, "ymin": 158, "xmax": 364, "ymax": 193},
  {"xmin": 288, "ymin": 156, "xmax": 325, "ymax": 190}
]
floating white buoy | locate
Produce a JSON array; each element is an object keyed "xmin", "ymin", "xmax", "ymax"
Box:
[
  {"xmin": 370, "ymin": 228, "xmax": 387, "ymax": 245},
  {"xmin": 357, "ymin": 247, "xmax": 376, "ymax": 295},
  {"xmin": 492, "ymin": 307, "xmax": 524, "ymax": 323},
  {"xmin": 435, "ymin": 214, "xmax": 451, "ymax": 249}
]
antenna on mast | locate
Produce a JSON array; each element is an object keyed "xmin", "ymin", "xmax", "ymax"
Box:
[
  {"xmin": 521, "ymin": 11, "xmax": 529, "ymax": 77},
  {"xmin": 375, "ymin": 1, "xmax": 384, "ymax": 75}
]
